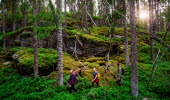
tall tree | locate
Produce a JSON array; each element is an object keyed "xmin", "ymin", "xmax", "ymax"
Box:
[
  {"xmin": 82, "ymin": 0, "xmax": 88, "ymax": 32},
  {"xmin": 33, "ymin": 0, "xmax": 39, "ymax": 76},
  {"xmin": 2, "ymin": 1, "xmax": 6, "ymax": 50},
  {"xmin": 130, "ymin": 0, "xmax": 138, "ymax": 97},
  {"xmin": 123, "ymin": 0, "xmax": 130, "ymax": 67},
  {"xmin": 88, "ymin": 0, "xmax": 94, "ymax": 16},
  {"xmin": 154, "ymin": 0, "xmax": 159, "ymax": 32},
  {"xmin": 148, "ymin": 0, "xmax": 154, "ymax": 61},
  {"xmin": 20, "ymin": 0, "xmax": 30, "ymax": 27},
  {"xmin": 56, "ymin": 0, "xmax": 63, "ymax": 85},
  {"xmin": 11, "ymin": 0, "xmax": 18, "ymax": 31},
  {"xmin": 136, "ymin": 0, "xmax": 140, "ymax": 22}
]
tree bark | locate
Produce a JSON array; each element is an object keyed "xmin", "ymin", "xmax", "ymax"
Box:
[
  {"xmin": 33, "ymin": 0, "xmax": 39, "ymax": 76},
  {"xmin": 148, "ymin": 0, "xmax": 154, "ymax": 61},
  {"xmin": 64, "ymin": 0, "xmax": 67, "ymax": 28},
  {"xmin": 2, "ymin": 3, "xmax": 6, "ymax": 50},
  {"xmin": 124, "ymin": 0, "xmax": 130, "ymax": 67},
  {"xmin": 130, "ymin": 0, "xmax": 138, "ymax": 97},
  {"xmin": 12, "ymin": 0, "xmax": 17, "ymax": 31},
  {"xmin": 23, "ymin": 12, "xmax": 27, "ymax": 27},
  {"xmin": 23, "ymin": 0, "xmax": 27, "ymax": 27},
  {"xmin": 136, "ymin": 0, "xmax": 140, "ymax": 22},
  {"xmin": 155, "ymin": 0, "xmax": 159, "ymax": 32},
  {"xmin": 83, "ymin": 0, "xmax": 88, "ymax": 32},
  {"xmin": 88, "ymin": 0, "xmax": 94, "ymax": 16},
  {"xmin": 37, "ymin": 0, "xmax": 41, "ymax": 26},
  {"xmin": 56, "ymin": 0, "xmax": 63, "ymax": 85}
]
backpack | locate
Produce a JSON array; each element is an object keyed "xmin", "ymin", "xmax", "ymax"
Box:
[
  {"xmin": 97, "ymin": 73, "xmax": 100, "ymax": 78},
  {"xmin": 122, "ymin": 68, "xmax": 124, "ymax": 75}
]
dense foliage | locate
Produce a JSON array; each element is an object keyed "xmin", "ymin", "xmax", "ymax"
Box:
[{"xmin": 0, "ymin": 60, "xmax": 169, "ymax": 99}]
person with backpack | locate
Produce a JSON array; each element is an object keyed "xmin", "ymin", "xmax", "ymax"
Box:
[
  {"xmin": 117, "ymin": 63, "xmax": 124, "ymax": 77},
  {"xmin": 68, "ymin": 69, "xmax": 77, "ymax": 93},
  {"xmin": 92, "ymin": 68, "xmax": 100, "ymax": 87},
  {"xmin": 115, "ymin": 63, "xmax": 124, "ymax": 86}
]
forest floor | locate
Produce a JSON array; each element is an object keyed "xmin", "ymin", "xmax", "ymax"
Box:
[{"xmin": 0, "ymin": 26, "xmax": 170, "ymax": 99}]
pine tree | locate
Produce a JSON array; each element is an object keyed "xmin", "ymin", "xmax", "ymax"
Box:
[{"xmin": 130, "ymin": 0, "xmax": 138, "ymax": 97}]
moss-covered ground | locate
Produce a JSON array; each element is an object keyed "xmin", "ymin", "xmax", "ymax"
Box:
[{"xmin": 0, "ymin": 14, "xmax": 169, "ymax": 99}]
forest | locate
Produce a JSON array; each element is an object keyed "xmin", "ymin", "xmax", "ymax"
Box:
[{"xmin": 0, "ymin": 0, "xmax": 170, "ymax": 99}]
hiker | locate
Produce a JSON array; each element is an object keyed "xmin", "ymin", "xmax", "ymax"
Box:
[
  {"xmin": 115, "ymin": 63, "xmax": 124, "ymax": 86},
  {"xmin": 68, "ymin": 69, "xmax": 77, "ymax": 93},
  {"xmin": 92, "ymin": 68, "xmax": 100, "ymax": 87},
  {"xmin": 117, "ymin": 63, "xmax": 124, "ymax": 77}
]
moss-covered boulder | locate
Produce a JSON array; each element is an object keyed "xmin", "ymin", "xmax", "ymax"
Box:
[{"xmin": 7, "ymin": 47, "xmax": 81, "ymax": 76}]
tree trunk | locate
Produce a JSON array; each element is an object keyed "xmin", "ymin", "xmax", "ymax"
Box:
[
  {"xmin": 89, "ymin": 0, "xmax": 94, "ymax": 16},
  {"xmin": 155, "ymin": 0, "xmax": 159, "ymax": 32},
  {"xmin": 167, "ymin": 0, "xmax": 170, "ymax": 28},
  {"xmin": 56, "ymin": 0, "xmax": 63, "ymax": 85},
  {"xmin": 124, "ymin": 0, "xmax": 130, "ymax": 67},
  {"xmin": 2, "ymin": 3, "xmax": 6, "ymax": 50},
  {"xmin": 23, "ymin": 12, "xmax": 27, "ymax": 27},
  {"xmin": 148, "ymin": 0, "xmax": 154, "ymax": 61},
  {"xmin": 64, "ymin": 0, "xmax": 67, "ymax": 28},
  {"xmin": 12, "ymin": 5, "xmax": 16, "ymax": 31},
  {"xmin": 130, "ymin": 0, "xmax": 138, "ymax": 97},
  {"xmin": 136, "ymin": 0, "xmax": 140, "ymax": 22},
  {"xmin": 33, "ymin": 0, "xmax": 39, "ymax": 76},
  {"xmin": 83, "ymin": 0, "xmax": 88, "ymax": 32}
]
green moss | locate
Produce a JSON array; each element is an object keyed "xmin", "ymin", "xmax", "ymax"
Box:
[
  {"xmin": 137, "ymin": 29, "xmax": 149, "ymax": 34},
  {"xmin": 92, "ymin": 16, "xmax": 103, "ymax": 20},
  {"xmin": 13, "ymin": 47, "xmax": 57, "ymax": 68},
  {"xmin": 89, "ymin": 27, "xmax": 109, "ymax": 36},
  {"xmin": 114, "ymin": 27, "xmax": 125, "ymax": 35},
  {"xmin": 0, "ymin": 32, "xmax": 2, "ymax": 40},
  {"xmin": 67, "ymin": 29, "xmax": 78, "ymax": 35},
  {"xmin": 67, "ymin": 29, "xmax": 109, "ymax": 45},
  {"xmin": 66, "ymin": 17, "xmax": 79, "ymax": 30},
  {"xmin": 87, "ymin": 63, "xmax": 100, "ymax": 68},
  {"xmin": 9, "ymin": 47, "xmax": 81, "ymax": 74},
  {"xmin": 81, "ymin": 56, "xmax": 106, "ymax": 62},
  {"xmin": 95, "ymin": 61, "xmax": 106, "ymax": 65},
  {"xmin": 6, "ymin": 26, "xmax": 33, "ymax": 38},
  {"xmin": 114, "ymin": 56, "xmax": 125, "ymax": 64},
  {"xmin": 34, "ymin": 26, "xmax": 56, "ymax": 39},
  {"xmin": 5, "ymin": 26, "xmax": 58, "ymax": 39}
]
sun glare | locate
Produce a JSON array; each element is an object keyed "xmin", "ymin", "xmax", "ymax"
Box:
[{"xmin": 139, "ymin": 11, "xmax": 149, "ymax": 20}]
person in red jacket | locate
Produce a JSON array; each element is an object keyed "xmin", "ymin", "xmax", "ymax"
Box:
[
  {"xmin": 68, "ymin": 69, "xmax": 77, "ymax": 93},
  {"xmin": 92, "ymin": 68, "xmax": 100, "ymax": 87}
]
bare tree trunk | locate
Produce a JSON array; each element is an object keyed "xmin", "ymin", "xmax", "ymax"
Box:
[
  {"xmin": 89, "ymin": 0, "xmax": 94, "ymax": 16},
  {"xmin": 2, "ymin": 3, "xmax": 6, "ymax": 50},
  {"xmin": 155, "ymin": 0, "xmax": 159, "ymax": 32},
  {"xmin": 136, "ymin": 0, "xmax": 140, "ymax": 22},
  {"xmin": 56, "ymin": 0, "xmax": 63, "ymax": 85},
  {"xmin": 130, "ymin": 0, "xmax": 138, "ymax": 97},
  {"xmin": 83, "ymin": 0, "xmax": 88, "ymax": 32},
  {"xmin": 33, "ymin": 0, "xmax": 39, "ymax": 76},
  {"xmin": 37, "ymin": 0, "xmax": 41, "ymax": 12},
  {"xmin": 167, "ymin": 0, "xmax": 170, "ymax": 28},
  {"xmin": 12, "ymin": 0, "xmax": 17, "ymax": 31},
  {"xmin": 37, "ymin": 0, "xmax": 41, "ymax": 26},
  {"xmin": 22, "ymin": 0, "xmax": 27, "ymax": 27},
  {"xmin": 124, "ymin": 0, "xmax": 130, "ymax": 67},
  {"xmin": 23, "ymin": 12, "xmax": 27, "ymax": 27},
  {"xmin": 64, "ymin": 0, "xmax": 67, "ymax": 28},
  {"xmin": 148, "ymin": 0, "xmax": 154, "ymax": 61}
]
